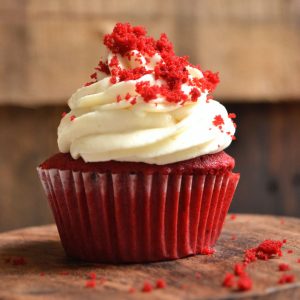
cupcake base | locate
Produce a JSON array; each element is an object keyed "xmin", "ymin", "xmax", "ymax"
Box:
[{"xmin": 37, "ymin": 152, "xmax": 239, "ymax": 263}]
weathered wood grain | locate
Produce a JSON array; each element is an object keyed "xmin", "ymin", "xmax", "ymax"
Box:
[
  {"xmin": 0, "ymin": 214, "xmax": 299, "ymax": 299},
  {"xmin": 0, "ymin": 0, "xmax": 299, "ymax": 105}
]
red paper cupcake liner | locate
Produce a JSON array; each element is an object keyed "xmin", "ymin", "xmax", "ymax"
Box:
[{"xmin": 37, "ymin": 167, "xmax": 239, "ymax": 263}]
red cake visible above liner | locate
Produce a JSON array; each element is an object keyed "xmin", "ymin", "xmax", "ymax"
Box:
[
  {"xmin": 40, "ymin": 151, "xmax": 235, "ymax": 175},
  {"xmin": 85, "ymin": 23, "xmax": 220, "ymax": 104}
]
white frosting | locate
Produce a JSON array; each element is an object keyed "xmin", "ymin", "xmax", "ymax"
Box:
[{"xmin": 58, "ymin": 51, "xmax": 235, "ymax": 165}]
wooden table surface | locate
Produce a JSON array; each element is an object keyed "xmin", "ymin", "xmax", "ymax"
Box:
[{"xmin": 0, "ymin": 214, "xmax": 299, "ymax": 300}]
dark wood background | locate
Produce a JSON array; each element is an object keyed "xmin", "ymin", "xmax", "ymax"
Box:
[{"xmin": 0, "ymin": 103, "xmax": 299, "ymax": 232}]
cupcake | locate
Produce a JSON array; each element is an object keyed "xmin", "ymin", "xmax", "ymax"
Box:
[{"xmin": 37, "ymin": 23, "xmax": 239, "ymax": 263}]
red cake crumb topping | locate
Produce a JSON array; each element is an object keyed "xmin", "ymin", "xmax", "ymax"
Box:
[
  {"xmin": 278, "ymin": 274, "xmax": 295, "ymax": 284},
  {"xmin": 278, "ymin": 263, "xmax": 290, "ymax": 271},
  {"xmin": 213, "ymin": 115, "xmax": 224, "ymax": 127},
  {"xmin": 282, "ymin": 239, "xmax": 287, "ymax": 243},
  {"xmin": 142, "ymin": 281, "xmax": 153, "ymax": 292},
  {"xmin": 287, "ymin": 249, "xmax": 293, "ymax": 254},
  {"xmin": 70, "ymin": 115, "xmax": 76, "ymax": 121},
  {"xmin": 135, "ymin": 81, "xmax": 161, "ymax": 102},
  {"xmin": 297, "ymin": 258, "xmax": 300, "ymax": 263},
  {"xmin": 156, "ymin": 279, "xmax": 166, "ymax": 289},
  {"xmin": 190, "ymin": 88, "xmax": 201, "ymax": 101},
  {"xmin": 84, "ymin": 23, "xmax": 224, "ymax": 106}
]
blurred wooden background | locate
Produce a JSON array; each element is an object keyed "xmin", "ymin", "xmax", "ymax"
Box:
[{"xmin": 0, "ymin": 0, "xmax": 300, "ymax": 232}]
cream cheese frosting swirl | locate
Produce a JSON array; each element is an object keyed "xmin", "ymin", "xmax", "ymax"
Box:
[{"xmin": 58, "ymin": 24, "xmax": 236, "ymax": 165}]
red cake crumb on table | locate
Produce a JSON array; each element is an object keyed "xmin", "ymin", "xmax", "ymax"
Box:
[
  {"xmin": 230, "ymin": 214, "xmax": 236, "ymax": 221},
  {"xmin": 201, "ymin": 247, "xmax": 216, "ymax": 255},
  {"xmin": 222, "ymin": 273, "xmax": 235, "ymax": 288},
  {"xmin": 142, "ymin": 281, "xmax": 153, "ymax": 292},
  {"xmin": 85, "ymin": 280, "xmax": 96, "ymax": 288},
  {"xmin": 278, "ymin": 274, "xmax": 295, "ymax": 284},
  {"xmin": 128, "ymin": 287, "xmax": 136, "ymax": 293},
  {"xmin": 156, "ymin": 279, "xmax": 166, "ymax": 289},
  {"xmin": 237, "ymin": 276, "xmax": 252, "ymax": 291},
  {"xmin": 244, "ymin": 240, "xmax": 283, "ymax": 263},
  {"xmin": 278, "ymin": 263, "xmax": 291, "ymax": 271},
  {"xmin": 234, "ymin": 263, "xmax": 246, "ymax": 276}
]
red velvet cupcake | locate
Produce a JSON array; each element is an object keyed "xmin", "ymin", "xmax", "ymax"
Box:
[{"xmin": 37, "ymin": 23, "xmax": 239, "ymax": 263}]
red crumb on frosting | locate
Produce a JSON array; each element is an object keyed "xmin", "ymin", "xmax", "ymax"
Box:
[
  {"xmin": 85, "ymin": 280, "xmax": 96, "ymax": 288},
  {"xmin": 237, "ymin": 275, "xmax": 252, "ymax": 291},
  {"xmin": 282, "ymin": 239, "xmax": 287, "ymax": 243},
  {"xmin": 278, "ymin": 274, "xmax": 295, "ymax": 284},
  {"xmin": 84, "ymin": 23, "xmax": 222, "ymax": 105},
  {"xmin": 228, "ymin": 113, "xmax": 236, "ymax": 119},
  {"xmin": 297, "ymin": 258, "xmax": 300, "ymax": 263},
  {"xmin": 190, "ymin": 88, "xmax": 201, "ymax": 102},
  {"xmin": 61, "ymin": 112, "xmax": 67, "ymax": 118},
  {"xmin": 142, "ymin": 281, "xmax": 153, "ymax": 292},
  {"xmin": 287, "ymin": 249, "xmax": 293, "ymax": 254},
  {"xmin": 278, "ymin": 263, "xmax": 291, "ymax": 271},
  {"xmin": 222, "ymin": 273, "xmax": 235, "ymax": 288},
  {"xmin": 135, "ymin": 81, "xmax": 160, "ymax": 102},
  {"xmin": 70, "ymin": 115, "xmax": 76, "ymax": 121},
  {"xmin": 156, "ymin": 279, "xmax": 167, "ymax": 289},
  {"xmin": 213, "ymin": 115, "xmax": 224, "ymax": 127}
]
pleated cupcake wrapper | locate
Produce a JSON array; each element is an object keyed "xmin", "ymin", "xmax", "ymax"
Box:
[{"xmin": 37, "ymin": 167, "xmax": 239, "ymax": 263}]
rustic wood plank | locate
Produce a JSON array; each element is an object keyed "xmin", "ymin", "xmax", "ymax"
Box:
[
  {"xmin": 0, "ymin": 0, "xmax": 299, "ymax": 105},
  {"xmin": 0, "ymin": 214, "xmax": 299, "ymax": 299}
]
